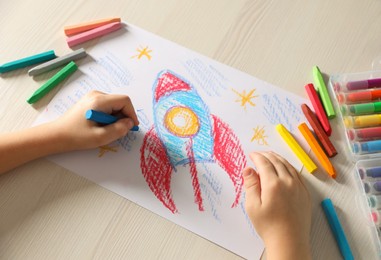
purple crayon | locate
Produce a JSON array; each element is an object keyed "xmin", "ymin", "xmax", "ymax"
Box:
[
  {"xmin": 345, "ymin": 78, "xmax": 381, "ymax": 91},
  {"xmin": 359, "ymin": 166, "xmax": 381, "ymax": 179},
  {"xmin": 364, "ymin": 180, "xmax": 381, "ymax": 194}
]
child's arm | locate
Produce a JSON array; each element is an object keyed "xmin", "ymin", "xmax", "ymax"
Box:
[
  {"xmin": 0, "ymin": 91, "xmax": 139, "ymax": 175},
  {"xmin": 242, "ymin": 152, "xmax": 312, "ymax": 260}
]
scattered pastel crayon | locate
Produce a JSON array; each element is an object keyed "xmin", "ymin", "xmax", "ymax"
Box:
[
  {"xmin": 345, "ymin": 78, "xmax": 381, "ymax": 91},
  {"xmin": 321, "ymin": 198, "xmax": 354, "ymax": 260},
  {"xmin": 64, "ymin": 17, "xmax": 121, "ymax": 36},
  {"xmin": 301, "ymin": 104, "xmax": 337, "ymax": 157},
  {"xmin": 28, "ymin": 48, "xmax": 87, "ymax": 76},
  {"xmin": 313, "ymin": 66, "xmax": 335, "ymax": 119},
  {"xmin": 368, "ymin": 195, "xmax": 381, "ymax": 209},
  {"xmin": 347, "ymin": 127, "xmax": 381, "ymax": 141},
  {"xmin": 85, "ymin": 109, "xmax": 139, "ymax": 131},
  {"xmin": 66, "ymin": 22, "xmax": 122, "ymax": 48},
  {"xmin": 352, "ymin": 140, "xmax": 381, "ymax": 154},
  {"xmin": 27, "ymin": 61, "xmax": 77, "ymax": 104},
  {"xmin": 276, "ymin": 124, "xmax": 317, "ymax": 173},
  {"xmin": 305, "ymin": 83, "xmax": 332, "ymax": 135},
  {"xmin": 298, "ymin": 123, "xmax": 336, "ymax": 178},
  {"xmin": 0, "ymin": 50, "xmax": 56, "ymax": 73},
  {"xmin": 344, "ymin": 114, "xmax": 381, "ymax": 129},
  {"xmin": 337, "ymin": 89, "xmax": 381, "ymax": 104},
  {"xmin": 364, "ymin": 180, "xmax": 381, "ymax": 194}
]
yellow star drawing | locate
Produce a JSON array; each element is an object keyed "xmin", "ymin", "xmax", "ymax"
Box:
[
  {"xmin": 232, "ymin": 88, "xmax": 259, "ymax": 109},
  {"xmin": 98, "ymin": 145, "xmax": 118, "ymax": 157},
  {"xmin": 131, "ymin": 46, "xmax": 152, "ymax": 60},
  {"xmin": 250, "ymin": 126, "xmax": 269, "ymax": 146}
]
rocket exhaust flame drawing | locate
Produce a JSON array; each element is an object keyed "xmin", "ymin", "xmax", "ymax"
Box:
[{"xmin": 140, "ymin": 70, "xmax": 247, "ymax": 213}]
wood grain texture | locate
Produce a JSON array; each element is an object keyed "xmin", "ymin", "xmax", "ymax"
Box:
[{"xmin": 1, "ymin": 0, "xmax": 381, "ymax": 259}]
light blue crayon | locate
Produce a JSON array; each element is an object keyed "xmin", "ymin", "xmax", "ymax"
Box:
[
  {"xmin": 85, "ymin": 109, "xmax": 139, "ymax": 131},
  {"xmin": 0, "ymin": 50, "xmax": 56, "ymax": 73},
  {"xmin": 352, "ymin": 140, "xmax": 381, "ymax": 154},
  {"xmin": 321, "ymin": 198, "xmax": 354, "ymax": 260}
]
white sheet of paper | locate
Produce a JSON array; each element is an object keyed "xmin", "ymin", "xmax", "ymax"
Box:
[{"xmin": 34, "ymin": 23, "xmax": 310, "ymax": 260}]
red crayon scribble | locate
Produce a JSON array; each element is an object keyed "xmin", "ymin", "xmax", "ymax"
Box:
[
  {"xmin": 141, "ymin": 70, "xmax": 247, "ymax": 213},
  {"xmin": 186, "ymin": 138, "xmax": 204, "ymax": 211},
  {"xmin": 140, "ymin": 127, "xmax": 177, "ymax": 213},
  {"xmin": 154, "ymin": 71, "xmax": 191, "ymax": 102},
  {"xmin": 212, "ymin": 115, "xmax": 246, "ymax": 207}
]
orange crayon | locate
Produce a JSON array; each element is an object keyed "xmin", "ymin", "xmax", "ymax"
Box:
[
  {"xmin": 298, "ymin": 123, "xmax": 336, "ymax": 178},
  {"xmin": 64, "ymin": 17, "xmax": 121, "ymax": 36}
]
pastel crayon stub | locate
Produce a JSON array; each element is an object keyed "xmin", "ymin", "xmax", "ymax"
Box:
[
  {"xmin": 64, "ymin": 17, "xmax": 121, "ymax": 36},
  {"xmin": 0, "ymin": 50, "xmax": 56, "ymax": 73},
  {"xmin": 27, "ymin": 61, "xmax": 77, "ymax": 104},
  {"xmin": 276, "ymin": 124, "xmax": 317, "ymax": 173},
  {"xmin": 347, "ymin": 127, "xmax": 381, "ymax": 141},
  {"xmin": 305, "ymin": 83, "xmax": 332, "ymax": 135},
  {"xmin": 368, "ymin": 195, "xmax": 381, "ymax": 209},
  {"xmin": 344, "ymin": 114, "xmax": 381, "ymax": 128},
  {"xmin": 313, "ymin": 66, "xmax": 335, "ymax": 119},
  {"xmin": 346, "ymin": 101, "xmax": 381, "ymax": 115},
  {"xmin": 364, "ymin": 180, "xmax": 381, "ymax": 194},
  {"xmin": 28, "ymin": 48, "xmax": 87, "ymax": 76},
  {"xmin": 346, "ymin": 78, "xmax": 381, "ymax": 91},
  {"xmin": 352, "ymin": 140, "xmax": 381, "ymax": 154},
  {"xmin": 338, "ymin": 89, "xmax": 381, "ymax": 104},
  {"xmin": 85, "ymin": 109, "xmax": 139, "ymax": 131},
  {"xmin": 359, "ymin": 166, "xmax": 381, "ymax": 179},
  {"xmin": 371, "ymin": 210, "xmax": 381, "ymax": 226},
  {"xmin": 66, "ymin": 22, "xmax": 122, "ymax": 48}
]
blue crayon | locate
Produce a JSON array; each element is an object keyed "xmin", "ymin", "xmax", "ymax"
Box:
[
  {"xmin": 321, "ymin": 198, "xmax": 354, "ymax": 260},
  {"xmin": 352, "ymin": 140, "xmax": 381, "ymax": 154},
  {"xmin": 359, "ymin": 166, "xmax": 381, "ymax": 179},
  {"xmin": 85, "ymin": 109, "xmax": 139, "ymax": 131},
  {"xmin": 0, "ymin": 50, "xmax": 56, "ymax": 73}
]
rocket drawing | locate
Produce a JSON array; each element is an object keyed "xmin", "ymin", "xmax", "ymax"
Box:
[{"xmin": 140, "ymin": 70, "xmax": 247, "ymax": 213}]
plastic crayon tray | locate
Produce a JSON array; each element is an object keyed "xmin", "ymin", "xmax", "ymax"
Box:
[{"xmin": 329, "ymin": 70, "xmax": 381, "ymax": 255}]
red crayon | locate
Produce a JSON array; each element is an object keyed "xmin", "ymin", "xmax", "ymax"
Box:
[
  {"xmin": 301, "ymin": 104, "xmax": 337, "ymax": 157},
  {"xmin": 305, "ymin": 83, "xmax": 332, "ymax": 136},
  {"xmin": 347, "ymin": 126, "xmax": 381, "ymax": 141},
  {"xmin": 338, "ymin": 89, "xmax": 381, "ymax": 104}
]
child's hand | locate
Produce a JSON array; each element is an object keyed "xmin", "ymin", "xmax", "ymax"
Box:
[
  {"xmin": 52, "ymin": 90, "xmax": 139, "ymax": 151},
  {"xmin": 243, "ymin": 152, "xmax": 312, "ymax": 260}
]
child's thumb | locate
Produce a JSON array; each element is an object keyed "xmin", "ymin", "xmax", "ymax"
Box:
[{"xmin": 243, "ymin": 167, "xmax": 261, "ymax": 207}]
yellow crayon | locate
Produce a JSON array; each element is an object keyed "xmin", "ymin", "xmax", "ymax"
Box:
[
  {"xmin": 344, "ymin": 114, "xmax": 381, "ymax": 128},
  {"xmin": 276, "ymin": 124, "xmax": 317, "ymax": 173}
]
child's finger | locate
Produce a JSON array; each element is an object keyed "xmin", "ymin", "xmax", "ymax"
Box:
[
  {"xmin": 261, "ymin": 152, "xmax": 294, "ymax": 180},
  {"xmin": 243, "ymin": 167, "xmax": 262, "ymax": 207},
  {"xmin": 249, "ymin": 152, "xmax": 278, "ymax": 186}
]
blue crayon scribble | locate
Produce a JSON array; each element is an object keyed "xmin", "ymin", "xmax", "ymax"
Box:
[
  {"xmin": 201, "ymin": 164, "xmax": 222, "ymax": 195},
  {"xmin": 136, "ymin": 109, "xmax": 151, "ymax": 131},
  {"xmin": 200, "ymin": 183, "xmax": 221, "ymax": 222},
  {"xmin": 262, "ymin": 93, "xmax": 303, "ymax": 132},
  {"xmin": 182, "ymin": 58, "xmax": 228, "ymax": 97},
  {"xmin": 118, "ymin": 131, "xmax": 138, "ymax": 151}
]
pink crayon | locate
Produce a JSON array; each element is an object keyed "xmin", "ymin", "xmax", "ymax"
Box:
[{"xmin": 66, "ymin": 22, "xmax": 122, "ymax": 48}]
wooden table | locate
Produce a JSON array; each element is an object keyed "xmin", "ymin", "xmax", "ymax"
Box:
[{"xmin": 1, "ymin": 1, "xmax": 381, "ymax": 259}]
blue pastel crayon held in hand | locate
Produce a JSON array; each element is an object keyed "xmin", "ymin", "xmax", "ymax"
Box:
[{"xmin": 85, "ymin": 109, "xmax": 139, "ymax": 131}]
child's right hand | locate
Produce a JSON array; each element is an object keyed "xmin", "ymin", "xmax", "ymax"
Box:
[{"xmin": 243, "ymin": 152, "xmax": 312, "ymax": 260}]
